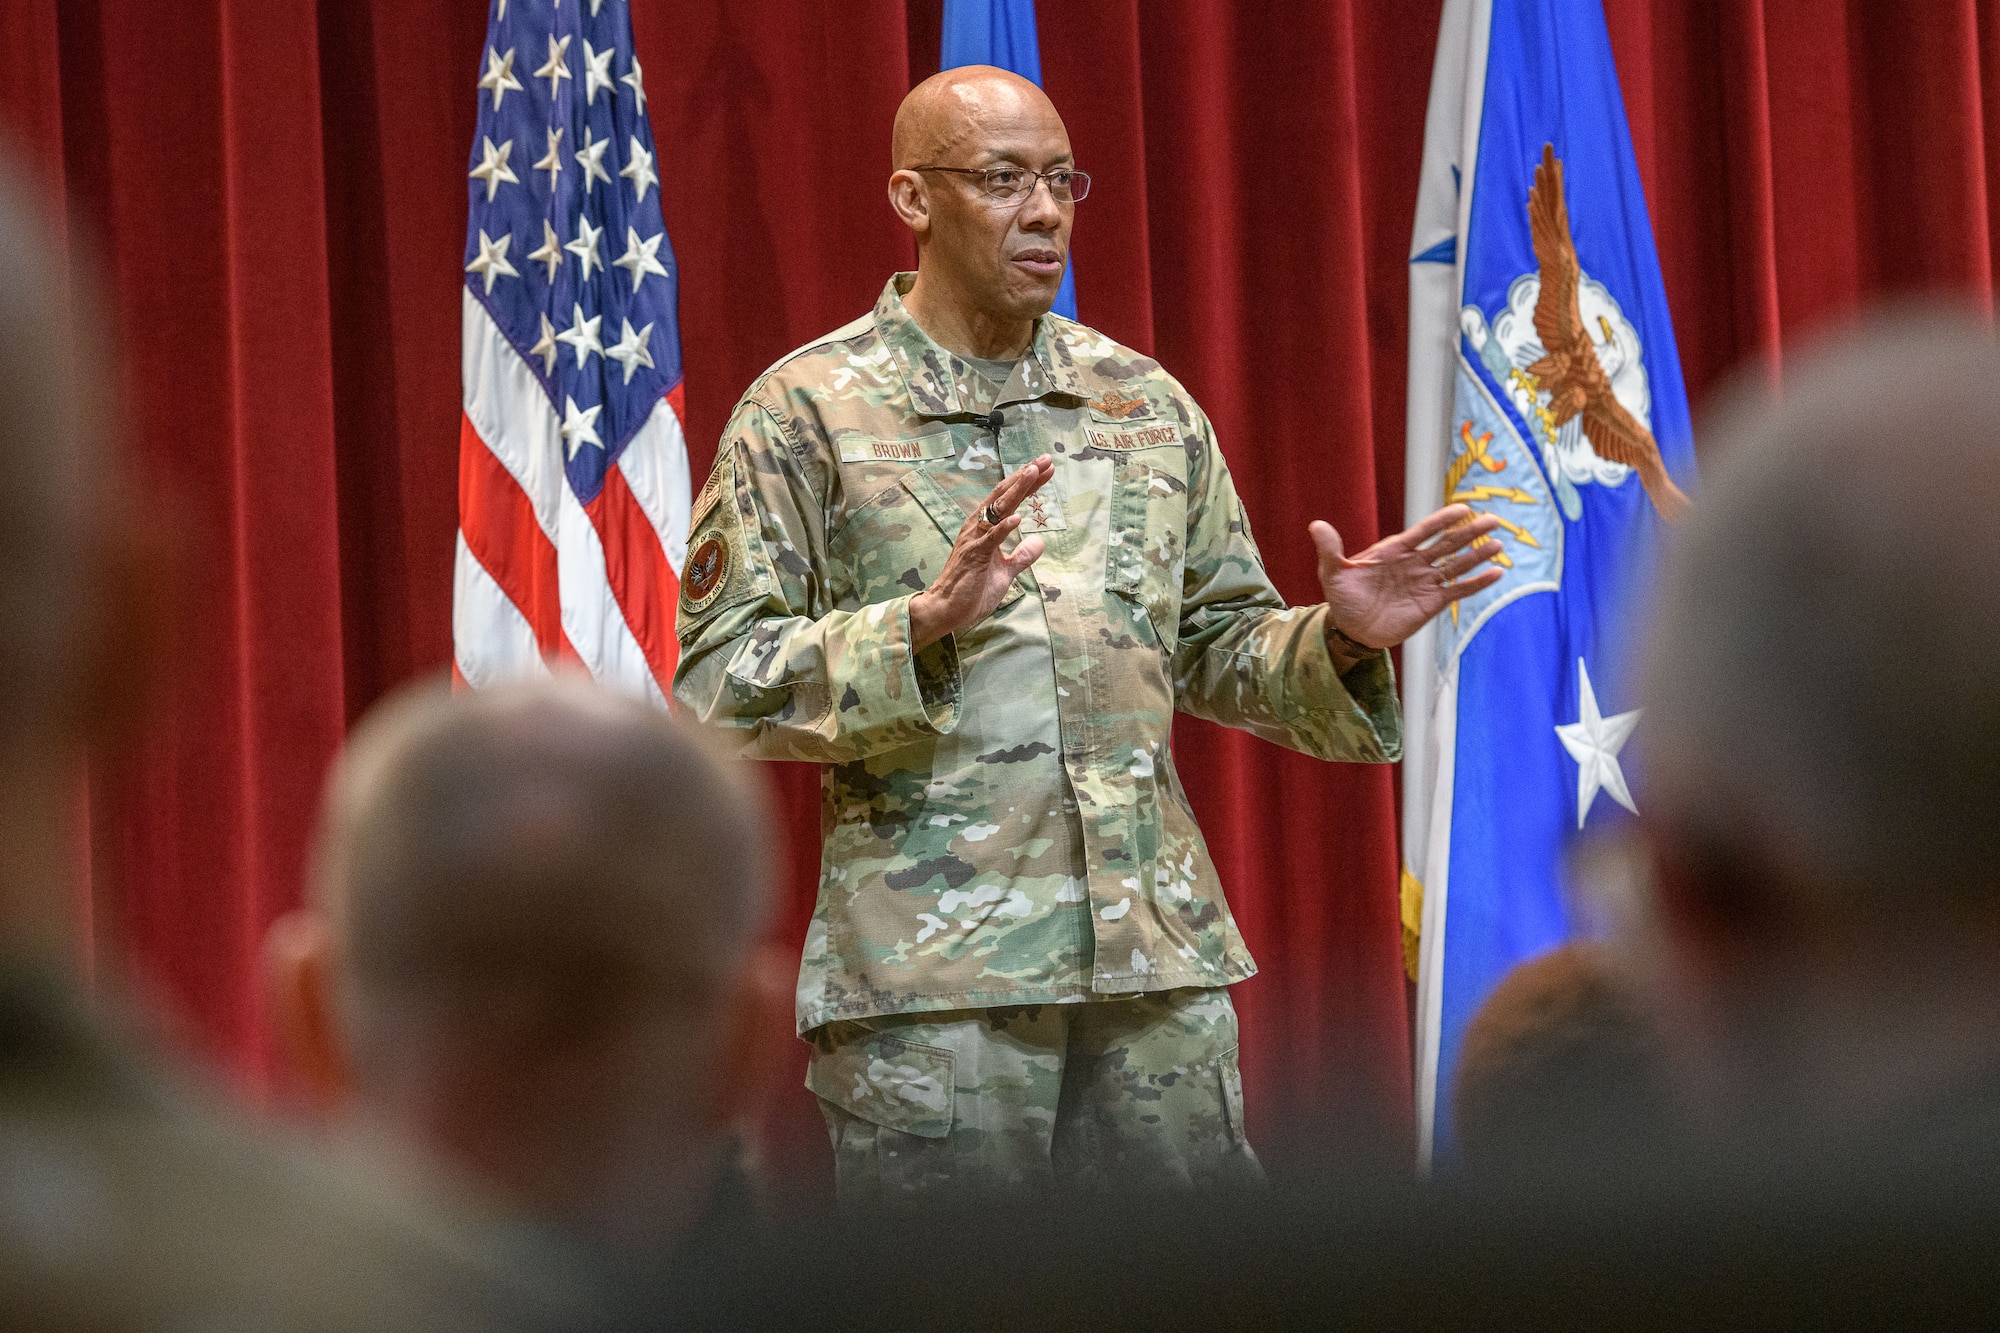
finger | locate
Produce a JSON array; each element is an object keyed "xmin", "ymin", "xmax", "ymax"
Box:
[
  {"xmin": 1418, "ymin": 513, "xmax": 1501, "ymax": 559},
  {"xmin": 1002, "ymin": 534, "xmax": 1046, "ymax": 572},
  {"xmin": 1308, "ymin": 520, "xmax": 1346, "ymax": 575},
  {"xmin": 973, "ymin": 472, "xmax": 1029, "ymax": 526},
  {"xmin": 1435, "ymin": 539, "xmax": 1504, "ymax": 580},
  {"xmin": 983, "ymin": 456, "xmax": 1057, "ymax": 522},
  {"xmin": 1393, "ymin": 503, "xmax": 1476, "ymax": 553},
  {"xmin": 969, "ymin": 512, "xmax": 1023, "ymax": 552},
  {"xmin": 1439, "ymin": 566, "xmax": 1505, "ymax": 603}
]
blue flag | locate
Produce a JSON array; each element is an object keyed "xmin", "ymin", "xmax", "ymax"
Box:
[
  {"xmin": 939, "ymin": 0, "xmax": 1078, "ymax": 320},
  {"xmin": 1401, "ymin": 0, "xmax": 1698, "ymax": 1161}
]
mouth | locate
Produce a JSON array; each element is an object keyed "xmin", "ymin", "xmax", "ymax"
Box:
[{"xmin": 1010, "ymin": 247, "xmax": 1065, "ymax": 277}]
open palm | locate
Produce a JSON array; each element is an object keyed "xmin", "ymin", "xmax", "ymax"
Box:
[{"xmin": 1314, "ymin": 504, "xmax": 1503, "ymax": 650}]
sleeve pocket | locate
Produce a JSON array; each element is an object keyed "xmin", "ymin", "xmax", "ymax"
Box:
[{"xmin": 806, "ymin": 1030, "xmax": 956, "ymax": 1140}]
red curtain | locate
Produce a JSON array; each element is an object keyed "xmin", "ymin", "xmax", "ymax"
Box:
[{"xmin": 1, "ymin": 0, "xmax": 1995, "ymax": 1190}]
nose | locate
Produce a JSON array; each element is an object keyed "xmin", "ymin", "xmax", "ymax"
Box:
[{"xmin": 1016, "ymin": 175, "xmax": 1064, "ymax": 232}]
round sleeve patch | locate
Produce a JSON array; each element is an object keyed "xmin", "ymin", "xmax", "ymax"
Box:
[{"xmin": 683, "ymin": 534, "xmax": 730, "ymax": 609}]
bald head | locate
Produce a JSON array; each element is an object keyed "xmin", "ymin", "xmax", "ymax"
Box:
[
  {"xmin": 892, "ymin": 65, "xmax": 1056, "ymax": 169},
  {"xmin": 278, "ymin": 674, "xmax": 789, "ymax": 1251},
  {"xmin": 311, "ymin": 674, "xmax": 773, "ymax": 1060},
  {"xmin": 1642, "ymin": 311, "xmax": 2000, "ymax": 933}
]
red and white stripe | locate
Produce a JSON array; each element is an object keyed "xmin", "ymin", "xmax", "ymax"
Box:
[{"xmin": 454, "ymin": 289, "xmax": 691, "ymax": 703}]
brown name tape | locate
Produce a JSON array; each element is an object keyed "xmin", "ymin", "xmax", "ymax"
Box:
[{"xmin": 839, "ymin": 432, "xmax": 956, "ymax": 463}]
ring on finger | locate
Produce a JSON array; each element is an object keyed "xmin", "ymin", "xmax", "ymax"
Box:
[{"xmin": 983, "ymin": 503, "xmax": 1002, "ymax": 526}]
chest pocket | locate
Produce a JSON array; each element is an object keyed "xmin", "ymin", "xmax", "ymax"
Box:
[
  {"xmin": 826, "ymin": 432, "xmax": 1025, "ymax": 612},
  {"xmin": 1106, "ymin": 438, "xmax": 1190, "ymax": 655},
  {"xmin": 900, "ymin": 463, "xmax": 1028, "ymax": 611}
]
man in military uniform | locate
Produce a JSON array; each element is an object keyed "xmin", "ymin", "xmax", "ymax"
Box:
[{"xmin": 674, "ymin": 66, "xmax": 1502, "ymax": 1198}]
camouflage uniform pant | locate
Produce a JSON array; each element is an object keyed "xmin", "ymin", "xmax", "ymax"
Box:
[{"xmin": 806, "ymin": 986, "xmax": 1261, "ymax": 1204}]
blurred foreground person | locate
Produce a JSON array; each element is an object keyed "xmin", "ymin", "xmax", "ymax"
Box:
[
  {"xmin": 1451, "ymin": 941, "xmax": 1677, "ymax": 1174},
  {"xmin": 267, "ymin": 675, "xmax": 792, "ymax": 1282},
  {"xmin": 0, "ymin": 157, "xmax": 570, "ymax": 1329},
  {"xmin": 1638, "ymin": 312, "xmax": 2000, "ymax": 1171}
]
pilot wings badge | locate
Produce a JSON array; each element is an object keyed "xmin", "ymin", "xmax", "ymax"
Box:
[{"xmin": 1462, "ymin": 143, "xmax": 1691, "ymax": 525}]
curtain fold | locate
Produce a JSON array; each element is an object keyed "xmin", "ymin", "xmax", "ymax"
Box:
[
  {"xmin": 1108, "ymin": 0, "xmax": 1429, "ymax": 1150},
  {"xmin": 0, "ymin": 0, "xmax": 1994, "ymax": 1184}
]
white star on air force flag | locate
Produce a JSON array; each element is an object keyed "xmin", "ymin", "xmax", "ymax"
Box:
[{"xmin": 1554, "ymin": 659, "xmax": 1641, "ymax": 829}]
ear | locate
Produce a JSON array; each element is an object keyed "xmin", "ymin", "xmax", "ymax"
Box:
[
  {"xmin": 702, "ymin": 940, "xmax": 796, "ymax": 1132},
  {"xmin": 887, "ymin": 169, "xmax": 931, "ymax": 236},
  {"xmin": 263, "ymin": 909, "xmax": 356, "ymax": 1118}
]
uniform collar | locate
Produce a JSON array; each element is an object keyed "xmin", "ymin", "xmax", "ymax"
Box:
[{"xmin": 875, "ymin": 272, "xmax": 1090, "ymax": 419}]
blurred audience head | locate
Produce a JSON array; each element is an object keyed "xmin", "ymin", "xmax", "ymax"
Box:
[
  {"xmin": 1453, "ymin": 942, "xmax": 1676, "ymax": 1173},
  {"xmin": 268, "ymin": 674, "xmax": 791, "ymax": 1264},
  {"xmin": 1638, "ymin": 310, "xmax": 2000, "ymax": 1149},
  {"xmin": 0, "ymin": 144, "xmax": 583, "ymax": 1333},
  {"xmin": 0, "ymin": 150, "xmax": 161, "ymax": 958}
]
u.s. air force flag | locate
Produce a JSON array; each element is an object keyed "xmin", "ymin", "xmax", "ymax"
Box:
[{"xmin": 1402, "ymin": 0, "xmax": 1698, "ymax": 1159}]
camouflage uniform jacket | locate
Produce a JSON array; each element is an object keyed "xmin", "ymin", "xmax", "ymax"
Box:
[{"xmin": 674, "ymin": 275, "xmax": 1401, "ymax": 1034}]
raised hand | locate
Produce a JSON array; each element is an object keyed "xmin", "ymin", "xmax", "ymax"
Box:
[
  {"xmin": 1312, "ymin": 504, "xmax": 1504, "ymax": 659},
  {"xmin": 908, "ymin": 455, "xmax": 1057, "ymax": 650}
]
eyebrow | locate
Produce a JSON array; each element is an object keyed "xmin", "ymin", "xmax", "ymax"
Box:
[{"xmin": 974, "ymin": 151, "xmax": 1077, "ymax": 169}]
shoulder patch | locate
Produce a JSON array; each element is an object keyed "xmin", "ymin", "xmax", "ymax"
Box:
[
  {"xmin": 691, "ymin": 456, "xmax": 730, "ymax": 528},
  {"xmin": 680, "ymin": 531, "xmax": 733, "ymax": 613},
  {"xmin": 679, "ymin": 450, "xmax": 758, "ymax": 622}
]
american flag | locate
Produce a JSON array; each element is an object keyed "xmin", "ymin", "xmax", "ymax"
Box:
[{"xmin": 454, "ymin": 0, "xmax": 689, "ymax": 702}]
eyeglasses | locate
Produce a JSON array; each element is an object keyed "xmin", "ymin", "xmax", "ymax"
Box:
[{"xmin": 912, "ymin": 165, "xmax": 1092, "ymax": 204}]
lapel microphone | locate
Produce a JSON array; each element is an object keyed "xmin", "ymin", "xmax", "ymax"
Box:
[{"xmin": 981, "ymin": 407, "xmax": 1004, "ymax": 436}]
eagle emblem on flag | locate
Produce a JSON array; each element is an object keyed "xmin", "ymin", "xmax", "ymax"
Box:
[
  {"xmin": 1523, "ymin": 144, "xmax": 1690, "ymax": 523},
  {"xmin": 1458, "ymin": 144, "xmax": 1687, "ymax": 527}
]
